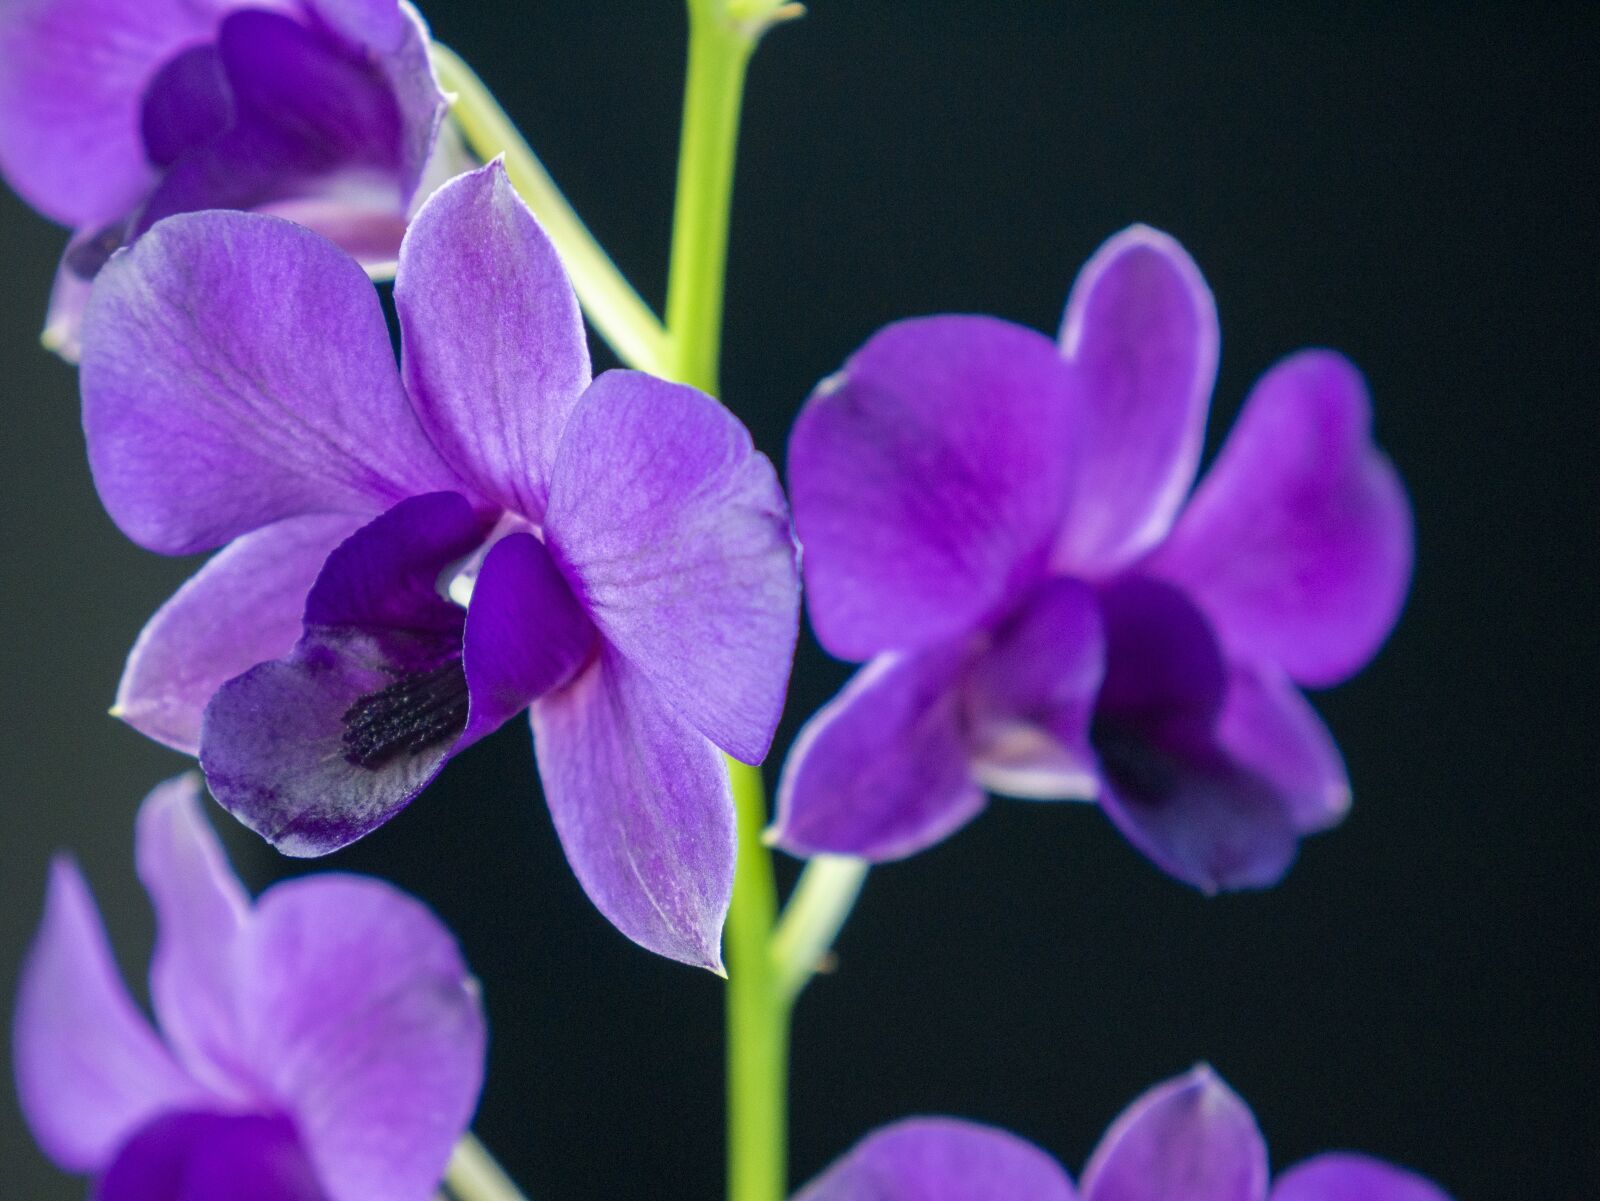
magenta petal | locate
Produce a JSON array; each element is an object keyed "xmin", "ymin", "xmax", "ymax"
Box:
[
  {"xmin": 236, "ymin": 874, "xmax": 484, "ymax": 1201},
  {"xmin": 545, "ymin": 370, "xmax": 799, "ymax": 764},
  {"xmin": 0, "ymin": 0, "xmax": 212, "ymax": 225},
  {"xmin": 460, "ymin": 532, "xmax": 597, "ymax": 742},
  {"xmin": 13, "ymin": 858, "xmax": 203, "ymax": 1174},
  {"xmin": 771, "ymin": 647, "xmax": 984, "ymax": 861},
  {"xmin": 201, "ymin": 494, "xmax": 489, "ymax": 856},
  {"xmin": 397, "ymin": 162, "xmax": 591, "ymax": 523},
  {"xmin": 1081, "ymin": 1066, "xmax": 1269, "ymax": 1201},
  {"xmin": 967, "ymin": 579, "xmax": 1105, "ymax": 800},
  {"xmin": 133, "ymin": 778, "xmax": 251, "ymax": 1098},
  {"xmin": 795, "ymin": 1118, "xmax": 1078, "ymax": 1201},
  {"xmin": 789, "ymin": 315, "xmax": 1075, "ymax": 660},
  {"xmin": 97, "ymin": 1111, "xmax": 327, "ymax": 1201},
  {"xmin": 1271, "ymin": 1153, "xmax": 1453, "ymax": 1201},
  {"xmin": 532, "ymin": 650, "xmax": 735, "ymax": 970},
  {"xmin": 1147, "ymin": 350, "xmax": 1413, "ymax": 688},
  {"xmin": 81, "ymin": 211, "xmax": 460, "ymax": 555},
  {"xmin": 116, "ymin": 514, "xmax": 366, "ymax": 755},
  {"xmin": 1217, "ymin": 664, "xmax": 1350, "ymax": 834},
  {"xmin": 1055, "ymin": 226, "xmax": 1219, "ymax": 576}
]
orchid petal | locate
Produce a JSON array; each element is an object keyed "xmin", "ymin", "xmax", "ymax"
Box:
[
  {"xmin": 98, "ymin": 1111, "xmax": 325, "ymax": 1201},
  {"xmin": 1081, "ymin": 1066, "xmax": 1269, "ymax": 1201},
  {"xmin": 546, "ymin": 370, "xmax": 799, "ymax": 763},
  {"xmin": 397, "ymin": 161, "xmax": 591, "ymax": 523},
  {"xmin": 1147, "ymin": 351, "xmax": 1413, "ymax": 687},
  {"xmin": 0, "ymin": 0, "xmax": 217, "ymax": 225},
  {"xmin": 82, "ymin": 210, "xmax": 460, "ymax": 555},
  {"xmin": 13, "ymin": 858, "xmax": 203, "ymax": 1174},
  {"xmin": 302, "ymin": 0, "xmax": 447, "ymax": 197},
  {"xmin": 967, "ymin": 578, "xmax": 1105, "ymax": 800},
  {"xmin": 1271, "ymin": 1153, "xmax": 1453, "ymax": 1201},
  {"xmin": 239, "ymin": 875, "xmax": 485, "ymax": 1201},
  {"xmin": 532, "ymin": 649, "xmax": 735, "ymax": 970},
  {"xmin": 201, "ymin": 494, "xmax": 488, "ymax": 857},
  {"xmin": 795, "ymin": 1118, "xmax": 1078, "ymax": 1201},
  {"xmin": 460, "ymin": 531, "xmax": 597, "ymax": 742},
  {"xmin": 1055, "ymin": 226, "xmax": 1218, "ymax": 575},
  {"xmin": 1092, "ymin": 580, "xmax": 1296, "ymax": 892},
  {"xmin": 771, "ymin": 647, "xmax": 983, "ymax": 861},
  {"xmin": 134, "ymin": 777, "xmax": 252, "ymax": 1098},
  {"xmin": 116, "ymin": 514, "xmax": 366, "ymax": 754},
  {"xmin": 788, "ymin": 315, "xmax": 1075, "ymax": 660},
  {"xmin": 1217, "ymin": 664, "xmax": 1350, "ymax": 834}
]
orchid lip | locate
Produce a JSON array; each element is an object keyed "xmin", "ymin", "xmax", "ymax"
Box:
[{"xmin": 341, "ymin": 658, "xmax": 471, "ymax": 769}]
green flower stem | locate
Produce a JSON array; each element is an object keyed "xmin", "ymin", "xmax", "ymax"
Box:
[
  {"xmin": 445, "ymin": 1134, "xmax": 532, "ymax": 1201},
  {"xmin": 725, "ymin": 760, "xmax": 791, "ymax": 1201},
  {"xmin": 661, "ymin": 5, "xmax": 803, "ymax": 1199},
  {"xmin": 430, "ymin": 44, "xmax": 674, "ymax": 377},
  {"xmin": 770, "ymin": 855, "xmax": 870, "ymax": 1003}
]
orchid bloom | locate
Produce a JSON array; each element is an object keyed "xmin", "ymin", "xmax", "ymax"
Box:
[
  {"xmin": 81, "ymin": 161, "xmax": 800, "ymax": 969},
  {"xmin": 773, "ymin": 226, "xmax": 1412, "ymax": 893},
  {"xmin": 0, "ymin": 0, "xmax": 457, "ymax": 357},
  {"xmin": 795, "ymin": 1066, "xmax": 1451, "ymax": 1201},
  {"xmin": 13, "ymin": 776, "xmax": 485, "ymax": 1201}
]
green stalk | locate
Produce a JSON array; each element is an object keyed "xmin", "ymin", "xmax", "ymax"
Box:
[
  {"xmin": 431, "ymin": 44, "xmax": 674, "ymax": 377},
  {"xmin": 660, "ymin": 6, "xmax": 797, "ymax": 1199}
]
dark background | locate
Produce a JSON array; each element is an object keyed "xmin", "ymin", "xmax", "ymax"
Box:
[{"xmin": 2, "ymin": 2, "xmax": 1594, "ymax": 1196}]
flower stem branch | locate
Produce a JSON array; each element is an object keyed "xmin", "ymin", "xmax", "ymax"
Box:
[
  {"xmin": 430, "ymin": 44, "xmax": 674, "ymax": 377},
  {"xmin": 770, "ymin": 855, "xmax": 869, "ymax": 1002},
  {"xmin": 445, "ymin": 1134, "xmax": 532, "ymax": 1201}
]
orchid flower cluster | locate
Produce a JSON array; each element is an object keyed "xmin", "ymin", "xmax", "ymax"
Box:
[{"xmin": 1, "ymin": 1, "xmax": 1442, "ymax": 1200}]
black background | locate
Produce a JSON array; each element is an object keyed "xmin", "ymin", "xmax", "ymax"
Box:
[{"xmin": 1, "ymin": 2, "xmax": 1594, "ymax": 1197}]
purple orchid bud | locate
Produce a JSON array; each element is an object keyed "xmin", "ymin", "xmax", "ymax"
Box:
[
  {"xmin": 773, "ymin": 226, "xmax": 1413, "ymax": 894},
  {"xmin": 13, "ymin": 775, "xmax": 486, "ymax": 1201},
  {"xmin": 794, "ymin": 1066, "xmax": 1451, "ymax": 1201},
  {"xmin": 0, "ymin": 0, "xmax": 460, "ymax": 358},
  {"xmin": 80, "ymin": 160, "xmax": 802, "ymax": 970}
]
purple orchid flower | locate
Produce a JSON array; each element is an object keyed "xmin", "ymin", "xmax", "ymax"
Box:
[
  {"xmin": 80, "ymin": 160, "xmax": 799, "ymax": 970},
  {"xmin": 0, "ymin": 0, "xmax": 457, "ymax": 358},
  {"xmin": 13, "ymin": 775, "xmax": 485, "ymax": 1201},
  {"xmin": 794, "ymin": 1065, "xmax": 1451, "ymax": 1201},
  {"xmin": 772, "ymin": 226, "xmax": 1412, "ymax": 892}
]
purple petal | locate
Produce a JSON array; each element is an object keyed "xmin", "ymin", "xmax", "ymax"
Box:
[
  {"xmin": 81, "ymin": 210, "xmax": 461, "ymax": 555},
  {"xmin": 795, "ymin": 1118, "xmax": 1078, "ymax": 1201},
  {"xmin": 1055, "ymin": 226, "xmax": 1218, "ymax": 576},
  {"xmin": 201, "ymin": 494, "xmax": 489, "ymax": 857},
  {"xmin": 1091, "ymin": 579, "xmax": 1298, "ymax": 892},
  {"xmin": 1216, "ymin": 664, "xmax": 1350, "ymax": 834},
  {"xmin": 131, "ymin": 9, "xmax": 405, "ymax": 234},
  {"xmin": 236, "ymin": 875, "xmax": 485, "ymax": 1201},
  {"xmin": 133, "ymin": 777, "xmax": 252, "ymax": 1099},
  {"xmin": 139, "ymin": 43, "xmax": 232, "ymax": 170},
  {"xmin": 116, "ymin": 514, "xmax": 366, "ymax": 754},
  {"xmin": 1146, "ymin": 351, "xmax": 1413, "ymax": 688},
  {"xmin": 531, "ymin": 649, "xmax": 735, "ymax": 970},
  {"xmin": 98, "ymin": 1111, "xmax": 326, "ymax": 1201},
  {"xmin": 301, "ymin": 0, "xmax": 447, "ymax": 199},
  {"xmin": 460, "ymin": 531, "xmax": 597, "ymax": 742},
  {"xmin": 966, "ymin": 578, "xmax": 1105, "ymax": 800},
  {"xmin": 397, "ymin": 161, "xmax": 591, "ymax": 523},
  {"xmin": 1081, "ymin": 1066, "xmax": 1269, "ymax": 1201},
  {"xmin": 545, "ymin": 370, "xmax": 799, "ymax": 764},
  {"xmin": 788, "ymin": 315, "xmax": 1076, "ymax": 660},
  {"xmin": 0, "ymin": 0, "xmax": 214, "ymax": 225},
  {"xmin": 771, "ymin": 647, "xmax": 984, "ymax": 861},
  {"xmin": 13, "ymin": 858, "xmax": 204, "ymax": 1174},
  {"xmin": 1271, "ymin": 1153, "xmax": 1453, "ymax": 1201}
]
